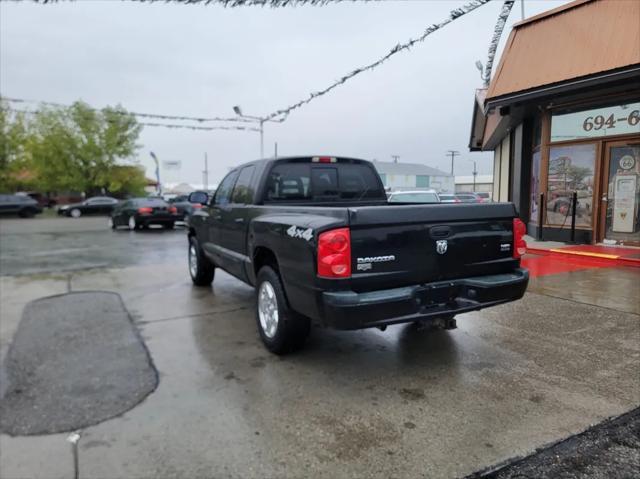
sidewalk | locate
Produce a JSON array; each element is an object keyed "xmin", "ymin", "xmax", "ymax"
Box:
[{"xmin": 525, "ymin": 236, "xmax": 640, "ymax": 268}]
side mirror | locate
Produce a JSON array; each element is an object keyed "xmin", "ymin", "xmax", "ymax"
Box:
[{"xmin": 188, "ymin": 191, "xmax": 209, "ymax": 205}]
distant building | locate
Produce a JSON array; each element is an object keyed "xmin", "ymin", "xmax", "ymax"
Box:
[
  {"xmin": 455, "ymin": 175, "xmax": 493, "ymax": 194},
  {"xmin": 163, "ymin": 182, "xmax": 196, "ymax": 195},
  {"xmin": 373, "ymin": 161, "xmax": 454, "ymax": 193}
]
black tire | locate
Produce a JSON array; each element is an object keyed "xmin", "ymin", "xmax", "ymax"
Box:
[
  {"xmin": 18, "ymin": 208, "xmax": 35, "ymax": 218},
  {"xmin": 255, "ymin": 266, "xmax": 310, "ymax": 355},
  {"xmin": 164, "ymin": 222, "xmax": 175, "ymax": 230},
  {"xmin": 189, "ymin": 236, "xmax": 215, "ymax": 286},
  {"xmin": 109, "ymin": 217, "xmax": 116, "ymax": 230}
]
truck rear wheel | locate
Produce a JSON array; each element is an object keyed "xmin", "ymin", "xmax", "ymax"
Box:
[
  {"xmin": 189, "ymin": 236, "xmax": 215, "ymax": 286},
  {"xmin": 255, "ymin": 266, "xmax": 310, "ymax": 355}
]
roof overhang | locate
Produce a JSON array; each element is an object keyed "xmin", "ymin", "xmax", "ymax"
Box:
[
  {"xmin": 485, "ymin": 64, "xmax": 640, "ymax": 112},
  {"xmin": 469, "ymin": 65, "xmax": 640, "ymax": 152},
  {"xmin": 468, "ymin": 89, "xmax": 487, "ymax": 151}
]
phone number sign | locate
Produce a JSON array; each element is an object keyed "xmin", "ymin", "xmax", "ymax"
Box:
[{"xmin": 551, "ymin": 102, "xmax": 640, "ymax": 142}]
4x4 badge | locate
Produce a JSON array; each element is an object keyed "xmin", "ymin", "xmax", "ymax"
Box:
[{"xmin": 436, "ymin": 239, "xmax": 448, "ymax": 255}]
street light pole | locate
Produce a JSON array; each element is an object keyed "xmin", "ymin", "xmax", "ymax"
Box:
[
  {"xmin": 233, "ymin": 105, "xmax": 286, "ymax": 159},
  {"xmin": 150, "ymin": 151, "xmax": 161, "ymax": 195}
]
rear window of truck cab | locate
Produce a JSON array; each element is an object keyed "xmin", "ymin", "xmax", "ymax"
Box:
[{"xmin": 265, "ymin": 160, "xmax": 384, "ymax": 202}]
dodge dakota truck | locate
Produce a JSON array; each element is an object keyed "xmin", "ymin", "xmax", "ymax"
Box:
[{"xmin": 187, "ymin": 156, "xmax": 528, "ymax": 354}]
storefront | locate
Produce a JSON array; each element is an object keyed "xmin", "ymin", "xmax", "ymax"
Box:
[
  {"xmin": 469, "ymin": 0, "xmax": 640, "ymax": 246},
  {"xmin": 530, "ymin": 100, "xmax": 640, "ymax": 246}
]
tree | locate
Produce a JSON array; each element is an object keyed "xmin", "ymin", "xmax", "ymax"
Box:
[
  {"xmin": 107, "ymin": 165, "xmax": 148, "ymax": 197},
  {"xmin": 27, "ymin": 101, "xmax": 142, "ymax": 195},
  {"xmin": 0, "ymin": 104, "xmax": 32, "ymax": 192}
]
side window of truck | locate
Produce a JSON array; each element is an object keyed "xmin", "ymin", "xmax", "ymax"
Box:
[
  {"xmin": 231, "ymin": 166, "xmax": 256, "ymax": 204},
  {"xmin": 213, "ymin": 170, "xmax": 239, "ymax": 206}
]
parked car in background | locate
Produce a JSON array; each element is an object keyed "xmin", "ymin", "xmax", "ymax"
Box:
[
  {"xmin": 110, "ymin": 197, "xmax": 181, "ymax": 230},
  {"xmin": 58, "ymin": 196, "xmax": 119, "ymax": 217},
  {"xmin": 168, "ymin": 195, "xmax": 203, "ymax": 222},
  {"xmin": 476, "ymin": 192, "xmax": 491, "ymax": 201},
  {"xmin": 387, "ymin": 190, "xmax": 440, "ymax": 203},
  {"xmin": 455, "ymin": 193, "xmax": 484, "ymax": 203},
  {"xmin": 438, "ymin": 193, "xmax": 461, "ymax": 204},
  {"xmin": 17, "ymin": 192, "xmax": 57, "ymax": 208},
  {"xmin": 0, "ymin": 194, "xmax": 43, "ymax": 218}
]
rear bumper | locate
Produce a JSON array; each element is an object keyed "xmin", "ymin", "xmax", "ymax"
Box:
[
  {"xmin": 321, "ymin": 268, "xmax": 529, "ymax": 330},
  {"xmin": 137, "ymin": 213, "xmax": 181, "ymax": 225}
]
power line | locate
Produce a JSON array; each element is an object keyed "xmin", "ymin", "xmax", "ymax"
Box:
[
  {"xmin": 8, "ymin": 0, "xmax": 490, "ymax": 125},
  {"xmin": 140, "ymin": 121, "xmax": 260, "ymax": 131},
  {"xmin": 482, "ymin": 1, "xmax": 514, "ymax": 87},
  {"xmin": 3, "ymin": 97, "xmax": 255, "ymax": 123},
  {"xmin": 5, "ymin": 108, "xmax": 261, "ymax": 132},
  {"xmin": 35, "ymin": 0, "xmax": 382, "ymax": 6},
  {"xmin": 264, "ymin": 0, "xmax": 491, "ymax": 120}
]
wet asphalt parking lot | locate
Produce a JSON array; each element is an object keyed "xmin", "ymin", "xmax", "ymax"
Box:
[{"xmin": 0, "ymin": 216, "xmax": 639, "ymax": 478}]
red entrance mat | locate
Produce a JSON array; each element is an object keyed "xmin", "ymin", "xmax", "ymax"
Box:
[{"xmin": 521, "ymin": 253, "xmax": 609, "ymax": 278}]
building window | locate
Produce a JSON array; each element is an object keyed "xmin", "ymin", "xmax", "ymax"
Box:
[
  {"xmin": 546, "ymin": 143, "xmax": 596, "ymax": 228},
  {"xmin": 416, "ymin": 175, "xmax": 429, "ymax": 188},
  {"xmin": 551, "ymin": 101, "xmax": 640, "ymax": 142}
]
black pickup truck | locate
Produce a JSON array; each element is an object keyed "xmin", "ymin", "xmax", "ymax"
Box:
[{"xmin": 187, "ymin": 156, "xmax": 528, "ymax": 354}]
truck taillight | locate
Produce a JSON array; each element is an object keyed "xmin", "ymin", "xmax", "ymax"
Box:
[
  {"xmin": 138, "ymin": 207, "xmax": 153, "ymax": 214},
  {"xmin": 513, "ymin": 218, "xmax": 527, "ymax": 259},
  {"xmin": 168, "ymin": 206, "xmax": 178, "ymax": 214},
  {"xmin": 317, "ymin": 227, "xmax": 351, "ymax": 278},
  {"xmin": 312, "ymin": 156, "xmax": 337, "ymax": 163}
]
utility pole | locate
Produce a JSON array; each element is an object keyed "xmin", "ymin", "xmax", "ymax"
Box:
[
  {"xmin": 446, "ymin": 150, "xmax": 460, "ymax": 176},
  {"xmin": 391, "ymin": 155, "xmax": 400, "ymax": 164},
  {"xmin": 259, "ymin": 120, "xmax": 264, "ymax": 158},
  {"xmin": 203, "ymin": 152, "xmax": 209, "ymax": 191},
  {"xmin": 472, "ymin": 160, "xmax": 478, "ymax": 192},
  {"xmin": 521, "ymin": 0, "xmax": 525, "ymax": 20},
  {"xmin": 274, "ymin": 142, "xmax": 278, "ymax": 158}
]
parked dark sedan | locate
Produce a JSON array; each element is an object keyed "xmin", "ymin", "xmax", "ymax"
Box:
[
  {"xmin": 168, "ymin": 195, "xmax": 203, "ymax": 222},
  {"xmin": 110, "ymin": 197, "xmax": 180, "ymax": 230},
  {"xmin": 0, "ymin": 194, "xmax": 43, "ymax": 218},
  {"xmin": 58, "ymin": 196, "xmax": 119, "ymax": 217}
]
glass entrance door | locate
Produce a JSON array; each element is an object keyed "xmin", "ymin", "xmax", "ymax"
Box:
[{"xmin": 601, "ymin": 143, "xmax": 640, "ymax": 246}]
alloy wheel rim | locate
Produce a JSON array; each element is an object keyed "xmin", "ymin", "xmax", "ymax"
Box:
[
  {"xmin": 108, "ymin": 218, "xmax": 113, "ymax": 228},
  {"xmin": 71, "ymin": 209, "xmax": 81, "ymax": 218},
  {"xmin": 189, "ymin": 245, "xmax": 198, "ymax": 278},
  {"xmin": 128, "ymin": 216, "xmax": 136, "ymax": 230},
  {"xmin": 258, "ymin": 281, "xmax": 278, "ymax": 339}
]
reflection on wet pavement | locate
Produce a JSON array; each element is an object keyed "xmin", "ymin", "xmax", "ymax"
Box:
[{"xmin": 1, "ymin": 216, "xmax": 639, "ymax": 478}]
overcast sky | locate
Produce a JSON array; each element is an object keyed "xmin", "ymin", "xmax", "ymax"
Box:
[{"xmin": 1, "ymin": 0, "xmax": 569, "ymax": 187}]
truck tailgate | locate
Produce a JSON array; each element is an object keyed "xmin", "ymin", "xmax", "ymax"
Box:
[{"xmin": 347, "ymin": 203, "xmax": 519, "ymax": 292}]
